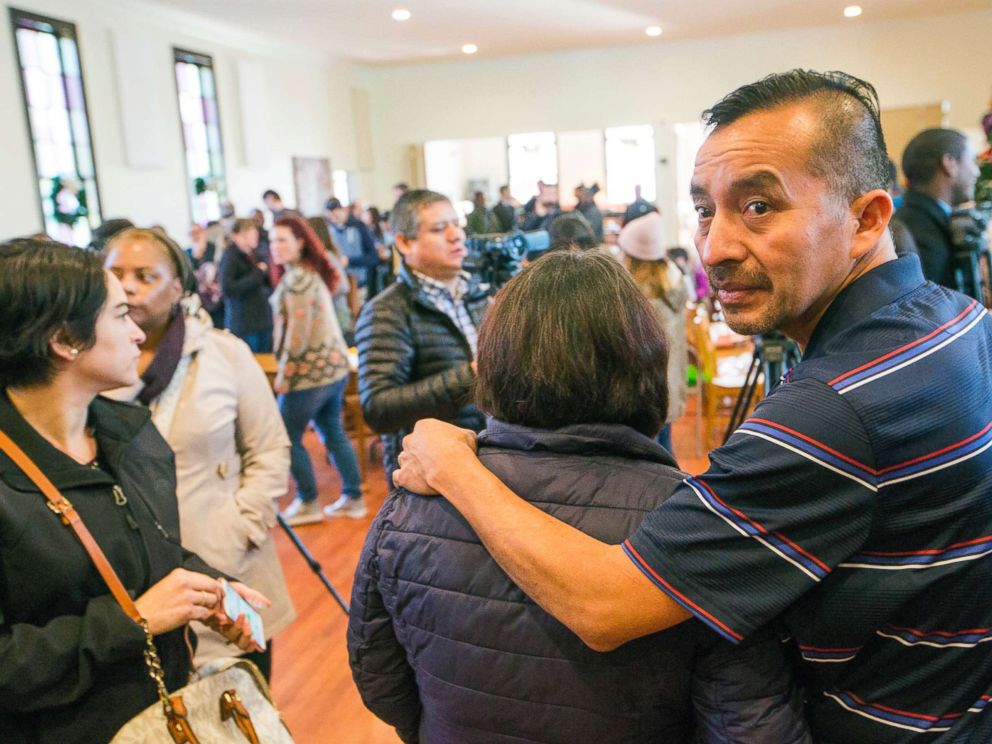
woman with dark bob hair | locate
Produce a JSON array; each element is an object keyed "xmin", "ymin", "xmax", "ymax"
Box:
[
  {"xmin": 0, "ymin": 239, "xmax": 264, "ymax": 743},
  {"xmin": 348, "ymin": 250, "xmax": 809, "ymax": 743}
]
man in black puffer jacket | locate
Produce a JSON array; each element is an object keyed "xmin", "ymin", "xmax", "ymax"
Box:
[
  {"xmin": 356, "ymin": 190, "xmax": 488, "ymax": 485},
  {"xmin": 348, "ymin": 251, "xmax": 809, "ymax": 743}
]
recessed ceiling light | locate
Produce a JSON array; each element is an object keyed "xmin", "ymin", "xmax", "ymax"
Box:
[
  {"xmin": 391, "ymin": 8, "xmax": 411, "ymax": 21},
  {"xmin": 462, "ymin": 43, "xmax": 478, "ymax": 54},
  {"xmin": 645, "ymin": 25, "xmax": 663, "ymax": 37},
  {"xmin": 843, "ymin": 5, "xmax": 862, "ymax": 18}
]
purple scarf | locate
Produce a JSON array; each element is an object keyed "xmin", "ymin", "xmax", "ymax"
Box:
[{"xmin": 138, "ymin": 310, "xmax": 186, "ymax": 405}]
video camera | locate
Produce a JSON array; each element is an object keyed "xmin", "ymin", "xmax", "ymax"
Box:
[
  {"xmin": 464, "ymin": 230, "xmax": 550, "ymax": 292},
  {"xmin": 950, "ymin": 202, "xmax": 992, "ymax": 305}
]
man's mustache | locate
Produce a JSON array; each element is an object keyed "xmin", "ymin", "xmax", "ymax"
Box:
[{"xmin": 707, "ymin": 264, "xmax": 773, "ymax": 291}]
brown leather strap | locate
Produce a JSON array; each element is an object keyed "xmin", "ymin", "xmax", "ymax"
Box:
[
  {"xmin": 220, "ymin": 689, "xmax": 261, "ymax": 744},
  {"xmin": 166, "ymin": 696, "xmax": 201, "ymax": 744},
  {"xmin": 0, "ymin": 429, "xmax": 143, "ymax": 624}
]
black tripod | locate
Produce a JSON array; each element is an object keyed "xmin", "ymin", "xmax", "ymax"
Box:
[
  {"xmin": 723, "ymin": 332, "xmax": 801, "ymax": 443},
  {"xmin": 952, "ymin": 247, "xmax": 992, "ymax": 307},
  {"xmin": 277, "ymin": 515, "xmax": 350, "ymax": 615},
  {"xmin": 950, "ymin": 205, "xmax": 992, "ymax": 307}
]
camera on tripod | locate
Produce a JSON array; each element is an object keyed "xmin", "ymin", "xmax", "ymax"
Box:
[
  {"xmin": 723, "ymin": 331, "xmax": 801, "ymax": 443},
  {"xmin": 950, "ymin": 202, "xmax": 992, "ymax": 305},
  {"xmin": 464, "ymin": 229, "xmax": 550, "ymax": 292}
]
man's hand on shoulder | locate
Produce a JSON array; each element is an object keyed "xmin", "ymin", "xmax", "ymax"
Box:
[{"xmin": 394, "ymin": 419, "xmax": 478, "ymax": 495}]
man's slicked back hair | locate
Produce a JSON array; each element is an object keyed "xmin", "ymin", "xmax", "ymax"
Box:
[
  {"xmin": 703, "ymin": 69, "xmax": 890, "ymax": 200},
  {"xmin": 391, "ymin": 189, "xmax": 451, "ymax": 239}
]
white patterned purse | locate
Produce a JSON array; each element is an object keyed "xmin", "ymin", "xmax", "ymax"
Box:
[{"xmin": 110, "ymin": 658, "xmax": 294, "ymax": 744}]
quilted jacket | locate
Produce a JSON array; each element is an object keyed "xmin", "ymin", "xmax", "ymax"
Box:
[
  {"xmin": 348, "ymin": 420, "xmax": 810, "ymax": 743},
  {"xmin": 355, "ymin": 264, "xmax": 488, "ymax": 479}
]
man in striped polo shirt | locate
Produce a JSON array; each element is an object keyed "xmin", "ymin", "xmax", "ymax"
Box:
[{"xmin": 393, "ymin": 70, "xmax": 992, "ymax": 743}]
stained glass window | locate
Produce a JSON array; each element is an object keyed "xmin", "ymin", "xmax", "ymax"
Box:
[
  {"xmin": 174, "ymin": 48, "xmax": 227, "ymax": 225},
  {"xmin": 10, "ymin": 8, "xmax": 101, "ymax": 245}
]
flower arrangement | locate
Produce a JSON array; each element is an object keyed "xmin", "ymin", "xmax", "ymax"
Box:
[{"xmin": 977, "ymin": 98, "xmax": 992, "ymax": 205}]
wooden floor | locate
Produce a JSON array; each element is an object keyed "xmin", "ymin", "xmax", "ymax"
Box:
[{"xmin": 269, "ymin": 402, "xmax": 715, "ymax": 743}]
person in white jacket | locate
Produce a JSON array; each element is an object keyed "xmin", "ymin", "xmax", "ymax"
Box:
[{"xmin": 104, "ymin": 227, "xmax": 295, "ymax": 680}]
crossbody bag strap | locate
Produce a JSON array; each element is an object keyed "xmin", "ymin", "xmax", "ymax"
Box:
[
  {"xmin": 0, "ymin": 429, "xmax": 196, "ymax": 737},
  {"xmin": 0, "ymin": 430, "xmax": 141, "ymax": 622}
]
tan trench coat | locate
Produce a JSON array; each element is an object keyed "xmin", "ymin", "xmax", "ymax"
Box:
[{"xmin": 109, "ymin": 313, "xmax": 295, "ymax": 666}]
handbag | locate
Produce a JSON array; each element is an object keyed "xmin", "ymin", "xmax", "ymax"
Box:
[{"xmin": 0, "ymin": 430, "xmax": 295, "ymax": 744}]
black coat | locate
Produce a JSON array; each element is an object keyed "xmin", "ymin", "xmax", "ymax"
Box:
[
  {"xmin": 219, "ymin": 246, "xmax": 273, "ymax": 336},
  {"xmin": 894, "ymin": 190, "xmax": 955, "ymax": 288},
  {"xmin": 348, "ymin": 421, "xmax": 809, "ymax": 744},
  {"xmin": 0, "ymin": 393, "xmax": 221, "ymax": 744},
  {"xmin": 355, "ymin": 265, "xmax": 488, "ymax": 477}
]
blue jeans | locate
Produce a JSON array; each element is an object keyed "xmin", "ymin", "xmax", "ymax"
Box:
[
  {"xmin": 278, "ymin": 377, "xmax": 362, "ymax": 502},
  {"xmin": 240, "ymin": 330, "xmax": 273, "ymax": 353}
]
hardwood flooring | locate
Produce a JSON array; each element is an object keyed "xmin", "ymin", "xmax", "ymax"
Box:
[{"xmin": 269, "ymin": 403, "xmax": 713, "ymax": 743}]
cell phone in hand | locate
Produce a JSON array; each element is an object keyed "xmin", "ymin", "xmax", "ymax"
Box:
[{"xmin": 219, "ymin": 579, "xmax": 266, "ymax": 651}]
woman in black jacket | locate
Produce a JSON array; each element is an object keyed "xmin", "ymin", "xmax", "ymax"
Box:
[
  {"xmin": 0, "ymin": 239, "xmax": 265, "ymax": 744},
  {"xmin": 348, "ymin": 250, "xmax": 810, "ymax": 743},
  {"xmin": 219, "ymin": 218, "xmax": 274, "ymax": 352}
]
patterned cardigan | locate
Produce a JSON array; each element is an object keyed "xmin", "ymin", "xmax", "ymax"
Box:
[{"xmin": 270, "ymin": 265, "xmax": 350, "ymax": 393}]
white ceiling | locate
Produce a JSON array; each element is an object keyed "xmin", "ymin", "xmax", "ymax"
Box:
[{"xmin": 152, "ymin": 0, "xmax": 990, "ymax": 63}]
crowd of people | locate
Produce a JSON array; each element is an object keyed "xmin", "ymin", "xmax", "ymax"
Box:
[{"xmin": 1, "ymin": 66, "xmax": 990, "ymax": 744}]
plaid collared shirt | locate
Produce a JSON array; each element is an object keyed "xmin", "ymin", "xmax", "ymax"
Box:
[{"xmin": 413, "ymin": 270, "xmax": 478, "ymax": 358}]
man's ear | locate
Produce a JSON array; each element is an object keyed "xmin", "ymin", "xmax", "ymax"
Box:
[
  {"xmin": 850, "ymin": 189, "xmax": 894, "ymax": 260},
  {"xmin": 939, "ymin": 152, "xmax": 957, "ymax": 179},
  {"xmin": 394, "ymin": 233, "xmax": 413, "ymax": 258}
]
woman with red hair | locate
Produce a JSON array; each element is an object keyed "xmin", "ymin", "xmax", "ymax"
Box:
[{"xmin": 269, "ymin": 214, "xmax": 364, "ymax": 525}]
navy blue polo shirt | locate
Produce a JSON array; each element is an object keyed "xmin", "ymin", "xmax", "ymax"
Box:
[{"xmin": 625, "ymin": 256, "xmax": 992, "ymax": 742}]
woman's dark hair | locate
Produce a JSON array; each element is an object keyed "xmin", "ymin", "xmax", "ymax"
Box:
[
  {"xmin": 273, "ymin": 213, "xmax": 341, "ymax": 293},
  {"xmin": 475, "ymin": 250, "xmax": 669, "ymax": 436},
  {"xmin": 0, "ymin": 239, "xmax": 107, "ymax": 389},
  {"xmin": 367, "ymin": 206, "xmax": 385, "ymax": 242},
  {"xmin": 306, "ymin": 216, "xmax": 343, "ymax": 259},
  {"xmin": 87, "ymin": 217, "xmax": 134, "ymax": 252},
  {"xmin": 547, "ymin": 211, "xmax": 597, "ymax": 252}
]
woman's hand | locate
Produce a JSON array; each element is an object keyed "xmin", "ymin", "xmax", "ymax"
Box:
[
  {"xmin": 228, "ymin": 581, "xmax": 271, "ymax": 610},
  {"xmin": 205, "ymin": 612, "xmax": 260, "ymax": 652},
  {"xmin": 134, "ymin": 568, "xmax": 222, "ymax": 635},
  {"xmin": 204, "ymin": 582, "xmax": 272, "ymax": 652}
]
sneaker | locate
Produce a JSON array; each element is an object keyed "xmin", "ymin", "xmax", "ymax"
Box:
[
  {"xmin": 323, "ymin": 496, "xmax": 369, "ymax": 519},
  {"xmin": 280, "ymin": 498, "xmax": 324, "ymax": 526}
]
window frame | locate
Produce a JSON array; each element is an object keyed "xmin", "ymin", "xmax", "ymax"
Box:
[
  {"xmin": 506, "ymin": 131, "xmax": 559, "ymax": 205},
  {"xmin": 173, "ymin": 46, "xmax": 228, "ymax": 225},
  {"xmin": 9, "ymin": 6, "xmax": 103, "ymax": 243}
]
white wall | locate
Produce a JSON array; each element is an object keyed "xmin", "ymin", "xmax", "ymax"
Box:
[
  {"xmin": 4, "ymin": 4, "xmax": 989, "ymax": 244},
  {"xmin": 365, "ymin": 9, "xmax": 992, "ymax": 242},
  {"xmin": 0, "ymin": 0, "xmax": 369, "ymax": 241}
]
